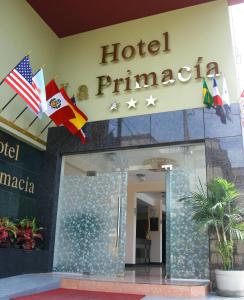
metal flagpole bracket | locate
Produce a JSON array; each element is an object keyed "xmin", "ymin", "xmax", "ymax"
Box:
[
  {"xmin": 0, "ymin": 115, "xmax": 46, "ymax": 147},
  {"xmin": 13, "ymin": 107, "xmax": 28, "ymax": 123},
  {"xmin": 26, "ymin": 116, "xmax": 38, "ymax": 130},
  {"xmin": 0, "ymin": 93, "xmax": 18, "ymax": 112},
  {"xmin": 39, "ymin": 120, "xmax": 53, "ymax": 136}
]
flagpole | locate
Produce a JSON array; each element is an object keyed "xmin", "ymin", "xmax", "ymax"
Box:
[
  {"xmin": 60, "ymin": 130, "xmax": 74, "ymax": 147},
  {"xmin": 0, "ymin": 51, "xmax": 32, "ymax": 88},
  {"xmin": 13, "ymin": 107, "xmax": 28, "ymax": 123},
  {"xmin": 0, "ymin": 93, "xmax": 18, "ymax": 112},
  {"xmin": 25, "ymin": 63, "xmax": 47, "ymax": 130},
  {"xmin": 33, "ymin": 63, "xmax": 46, "ymax": 76},
  {"xmin": 39, "ymin": 120, "xmax": 53, "ymax": 135},
  {"xmin": 37, "ymin": 73, "xmax": 60, "ymax": 135}
]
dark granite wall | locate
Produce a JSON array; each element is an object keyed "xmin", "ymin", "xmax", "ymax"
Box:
[
  {"xmin": 45, "ymin": 103, "xmax": 244, "ymax": 284},
  {"xmin": 0, "ymin": 130, "xmax": 59, "ymax": 278},
  {"xmin": 47, "ymin": 108, "xmax": 205, "ymax": 155},
  {"xmin": 204, "ymin": 105, "xmax": 244, "ymax": 286}
]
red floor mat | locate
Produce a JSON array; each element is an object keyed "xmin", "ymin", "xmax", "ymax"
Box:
[{"xmin": 12, "ymin": 288, "xmax": 144, "ymax": 300}]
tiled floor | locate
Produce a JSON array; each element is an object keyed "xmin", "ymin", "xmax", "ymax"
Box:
[
  {"xmin": 0, "ymin": 274, "xmax": 60, "ymax": 300},
  {"xmin": 55, "ymin": 266, "xmax": 208, "ymax": 286},
  {"xmin": 0, "ymin": 273, "xmax": 243, "ymax": 300}
]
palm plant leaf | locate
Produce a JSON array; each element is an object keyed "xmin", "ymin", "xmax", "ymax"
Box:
[{"xmin": 179, "ymin": 177, "xmax": 244, "ymax": 270}]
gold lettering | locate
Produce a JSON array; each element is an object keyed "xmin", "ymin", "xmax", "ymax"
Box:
[
  {"xmin": 11, "ymin": 176, "xmax": 18, "ymax": 188},
  {"xmin": 4, "ymin": 142, "xmax": 9, "ymax": 156},
  {"xmin": 194, "ymin": 57, "xmax": 203, "ymax": 80},
  {"xmin": 28, "ymin": 182, "xmax": 35, "ymax": 194},
  {"xmin": 96, "ymin": 75, "xmax": 111, "ymax": 96},
  {"xmin": 0, "ymin": 142, "xmax": 4, "ymax": 154},
  {"xmin": 161, "ymin": 69, "xmax": 175, "ymax": 85},
  {"xmin": 100, "ymin": 43, "xmax": 120, "ymax": 64},
  {"xmin": 0, "ymin": 141, "xmax": 20, "ymax": 160},
  {"xmin": 113, "ymin": 78, "xmax": 124, "ymax": 94},
  {"xmin": 124, "ymin": 70, "xmax": 132, "ymax": 91},
  {"xmin": 134, "ymin": 72, "xmax": 158, "ymax": 87},
  {"xmin": 0, "ymin": 171, "xmax": 34, "ymax": 194},
  {"xmin": 15, "ymin": 145, "xmax": 19, "ymax": 161},
  {"xmin": 0, "ymin": 172, "xmax": 11, "ymax": 186},
  {"xmin": 148, "ymin": 40, "xmax": 160, "ymax": 55},
  {"xmin": 9, "ymin": 147, "xmax": 15, "ymax": 159},
  {"xmin": 163, "ymin": 32, "xmax": 170, "ymax": 52},
  {"xmin": 206, "ymin": 62, "xmax": 220, "ymax": 78},
  {"xmin": 137, "ymin": 40, "xmax": 146, "ymax": 57},
  {"xmin": 178, "ymin": 66, "xmax": 192, "ymax": 82},
  {"xmin": 121, "ymin": 45, "xmax": 136, "ymax": 60},
  {"xmin": 25, "ymin": 177, "xmax": 29, "ymax": 192},
  {"xmin": 19, "ymin": 179, "xmax": 25, "ymax": 190}
]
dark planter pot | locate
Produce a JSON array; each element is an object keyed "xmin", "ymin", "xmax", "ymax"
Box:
[{"xmin": 0, "ymin": 248, "xmax": 50, "ymax": 278}]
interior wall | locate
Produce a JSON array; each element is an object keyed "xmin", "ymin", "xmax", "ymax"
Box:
[
  {"xmin": 149, "ymin": 198, "xmax": 163, "ymax": 263},
  {"xmin": 126, "ymin": 181, "xmax": 164, "ymax": 264}
]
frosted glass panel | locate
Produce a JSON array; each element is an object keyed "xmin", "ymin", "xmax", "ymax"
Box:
[
  {"xmin": 166, "ymin": 145, "xmax": 209, "ymax": 279},
  {"xmin": 53, "ymin": 172, "xmax": 127, "ymax": 275}
]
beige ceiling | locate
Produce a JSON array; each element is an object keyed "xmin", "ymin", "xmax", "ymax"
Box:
[{"xmin": 64, "ymin": 143, "xmax": 205, "ymax": 183}]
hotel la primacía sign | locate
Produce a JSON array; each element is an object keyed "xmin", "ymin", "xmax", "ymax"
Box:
[{"xmin": 96, "ymin": 32, "xmax": 220, "ymax": 96}]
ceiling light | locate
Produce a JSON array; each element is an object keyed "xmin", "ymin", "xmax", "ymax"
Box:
[
  {"xmin": 136, "ymin": 173, "xmax": 146, "ymax": 182},
  {"xmin": 144, "ymin": 158, "xmax": 176, "ymax": 172}
]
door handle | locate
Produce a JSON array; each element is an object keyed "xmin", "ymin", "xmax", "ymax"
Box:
[{"xmin": 116, "ymin": 195, "xmax": 121, "ymax": 248}]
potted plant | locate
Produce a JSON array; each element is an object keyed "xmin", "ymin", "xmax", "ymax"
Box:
[
  {"xmin": 0, "ymin": 217, "xmax": 17, "ymax": 248},
  {"xmin": 181, "ymin": 177, "xmax": 244, "ymax": 297},
  {"xmin": 16, "ymin": 217, "xmax": 43, "ymax": 250}
]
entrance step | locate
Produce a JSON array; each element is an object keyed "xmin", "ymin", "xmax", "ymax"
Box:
[{"xmin": 61, "ymin": 278, "xmax": 208, "ymax": 298}]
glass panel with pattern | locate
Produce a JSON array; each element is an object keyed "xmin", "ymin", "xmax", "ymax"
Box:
[
  {"xmin": 165, "ymin": 144, "xmax": 209, "ymax": 279},
  {"xmin": 53, "ymin": 170, "xmax": 127, "ymax": 275}
]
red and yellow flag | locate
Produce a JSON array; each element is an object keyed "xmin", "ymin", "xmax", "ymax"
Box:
[{"xmin": 60, "ymin": 88, "xmax": 88, "ymax": 143}]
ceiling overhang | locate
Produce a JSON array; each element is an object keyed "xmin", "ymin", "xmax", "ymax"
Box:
[{"xmin": 25, "ymin": 0, "xmax": 242, "ymax": 38}]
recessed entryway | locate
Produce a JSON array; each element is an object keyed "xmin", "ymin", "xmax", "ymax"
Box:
[{"xmin": 54, "ymin": 143, "xmax": 208, "ymax": 283}]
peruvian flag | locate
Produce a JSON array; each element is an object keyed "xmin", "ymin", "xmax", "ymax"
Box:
[
  {"xmin": 45, "ymin": 80, "xmax": 75, "ymax": 126},
  {"xmin": 212, "ymin": 78, "xmax": 223, "ymax": 106}
]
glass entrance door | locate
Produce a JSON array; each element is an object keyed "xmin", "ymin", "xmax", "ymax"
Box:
[
  {"xmin": 53, "ymin": 171, "xmax": 127, "ymax": 275},
  {"xmin": 165, "ymin": 144, "xmax": 209, "ymax": 279},
  {"xmin": 53, "ymin": 144, "xmax": 209, "ymax": 280}
]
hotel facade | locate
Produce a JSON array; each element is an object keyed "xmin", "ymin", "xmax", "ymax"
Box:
[{"xmin": 0, "ymin": 0, "xmax": 243, "ymax": 296}]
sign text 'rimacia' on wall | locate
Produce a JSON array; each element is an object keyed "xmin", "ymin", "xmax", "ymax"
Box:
[
  {"xmin": 96, "ymin": 32, "xmax": 220, "ymax": 96},
  {"xmin": 0, "ymin": 140, "xmax": 35, "ymax": 194}
]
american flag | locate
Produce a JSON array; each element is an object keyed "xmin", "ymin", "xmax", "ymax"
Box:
[{"xmin": 4, "ymin": 56, "xmax": 41, "ymax": 114}]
